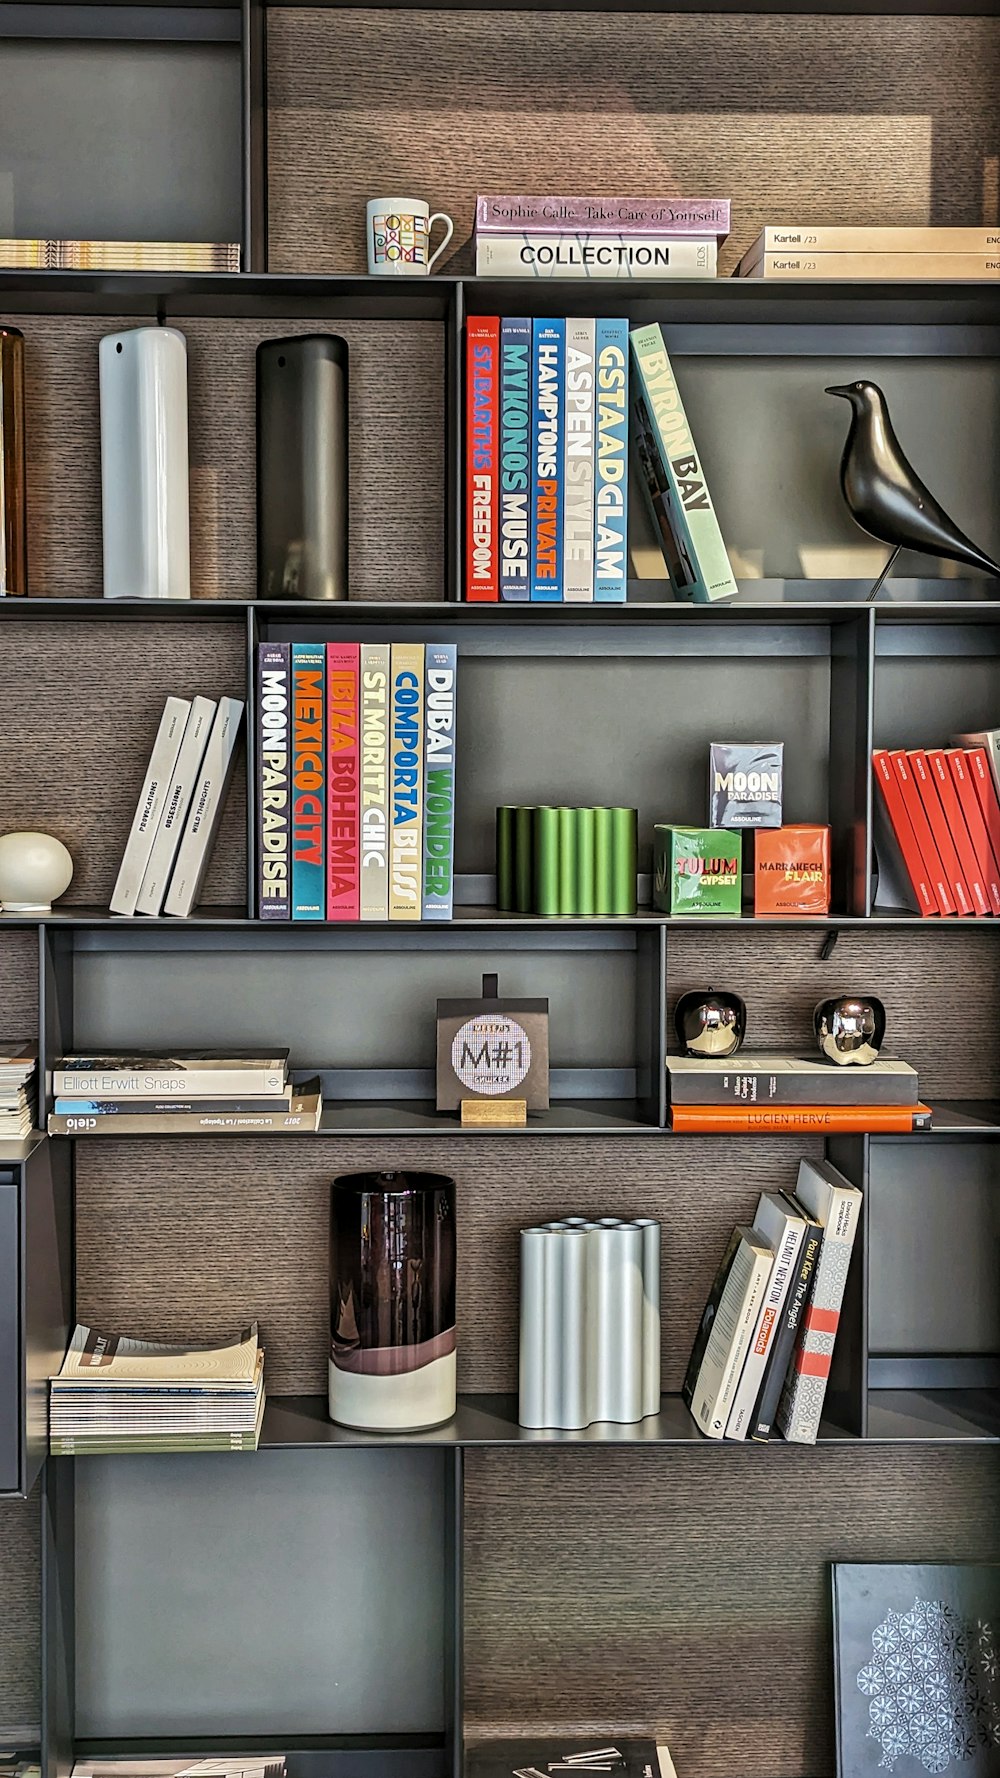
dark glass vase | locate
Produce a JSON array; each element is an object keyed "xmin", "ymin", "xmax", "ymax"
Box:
[
  {"xmin": 0, "ymin": 328, "xmax": 27, "ymax": 597},
  {"xmin": 329, "ymin": 1169, "xmax": 457, "ymax": 1432}
]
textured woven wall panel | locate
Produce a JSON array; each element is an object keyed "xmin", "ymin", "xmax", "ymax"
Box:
[
  {"xmin": 0, "ymin": 1489, "xmax": 41, "ymax": 1738},
  {"xmin": 0, "ymin": 931, "xmax": 38, "ymax": 1037},
  {"xmin": 266, "ymin": 12, "xmax": 1000, "ymax": 276},
  {"xmin": 10, "ymin": 314, "xmax": 443, "ymax": 602},
  {"xmin": 0, "ymin": 619, "xmax": 246, "ymax": 905},
  {"xmin": 667, "ymin": 926, "xmax": 1000, "ymax": 1100},
  {"xmin": 463, "ymin": 1445, "xmax": 1000, "ymax": 1776}
]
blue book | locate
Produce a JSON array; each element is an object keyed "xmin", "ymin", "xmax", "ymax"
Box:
[
  {"xmin": 499, "ymin": 318, "xmax": 532, "ymax": 602},
  {"xmin": 291, "ymin": 640, "xmax": 325, "ymax": 919},
  {"xmin": 422, "ymin": 642, "xmax": 457, "ymax": 919},
  {"xmin": 594, "ymin": 317, "xmax": 630, "ymax": 603},
  {"xmin": 530, "ymin": 317, "xmax": 565, "ymax": 601}
]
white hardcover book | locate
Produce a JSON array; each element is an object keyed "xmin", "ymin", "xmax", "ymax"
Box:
[
  {"xmin": 776, "ymin": 1157, "xmax": 863, "ymax": 1444},
  {"xmin": 563, "ymin": 317, "xmax": 596, "ymax": 603},
  {"xmin": 690, "ymin": 1227, "xmax": 773, "ymax": 1439},
  {"xmin": 725, "ymin": 1191, "xmax": 807, "ymax": 1441},
  {"xmin": 163, "ymin": 696, "xmax": 244, "ymax": 917},
  {"xmin": 110, "ymin": 696, "xmax": 191, "ymax": 915},
  {"xmin": 100, "ymin": 325, "xmax": 191, "ymax": 600},
  {"xmin": 475, "ymin": 233, "xmax": 717, "ymax": 279},
  {"xmin": 359, "ymin": 642, "xmax": 390, "ymax": 920},
  {"xmin": 134, "ymin": 696, "xmax": 216, "ymax": 915}
]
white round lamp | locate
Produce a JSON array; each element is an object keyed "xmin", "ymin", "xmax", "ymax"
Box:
[{"xmin": 0, "ymin": 832, "xmax": 74, "ymax": 913}]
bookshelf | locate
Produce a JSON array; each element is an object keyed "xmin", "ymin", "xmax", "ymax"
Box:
[{"xmin": 1, "ymin": 1, "xmax": 1000, "ymax": 1775}]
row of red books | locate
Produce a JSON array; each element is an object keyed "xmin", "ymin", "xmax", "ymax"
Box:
[{"xmin": 872, "ymin": 741, "xmax": 1000, "ymax": 917}]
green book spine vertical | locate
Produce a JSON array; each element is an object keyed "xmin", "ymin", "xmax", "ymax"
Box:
[
  {"xmin": 594, "ymin": 807, "xmax": 615, "ymax": 914},
  {"xmin": 576, "ymin": 807, "xmax": 596, "ymax": 915},
  {"xmin": 496, "ymin": 806, "xmax": 516, "ymax": 911},
  {"xmin": 610, "ymin": 806, "xmax": 638, "ymax": 914},
  {"xmin": 534, "ymin": 806, "xmax": 560, "ymax": 915},
  {"xmin": 515, "ymin": 806, "xmax": 535, "ymax": 913},
  {"xmin": 558, "ymin": 807, "xmax": 578, "ymax": 915}
]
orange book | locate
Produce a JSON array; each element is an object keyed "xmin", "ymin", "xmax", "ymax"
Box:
[
  {"xmin": 871, "ymin": 750, "xmax": 936, "ymax": 916},
  {"xmin": 669, "ymin": 1102, "xmax": 933, "ymax": 1134},
  {"xmin": 948, "ymin": 749, "xmax": 1000, "ymax": 915},
  {"xmin": 888, "ymin": 750, "xmax": 954, "ymax": 915},
  {"xmin": 908, "ymin": 749, "xmax": 973, "ymax": 915},
  {"xmin": 967, "ymin": 746, "xmax": 1000, "ymax": 868},
  {"xmin": 926, "ymin": 750, "xmax": 988, "ymax": 916}
]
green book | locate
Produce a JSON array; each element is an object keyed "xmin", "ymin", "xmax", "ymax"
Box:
[
  {"xmin": 653, "ymin": 824, "xmax": 742, "ymax": 916},
  {"xmin": 629, "ymin": 324, "xmax": 737, "ymax": 604}
]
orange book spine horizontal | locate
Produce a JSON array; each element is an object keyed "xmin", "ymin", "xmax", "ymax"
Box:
[{"xmin": 670, "ymin": 1102, "xmax": 932, "ymax": 1134}]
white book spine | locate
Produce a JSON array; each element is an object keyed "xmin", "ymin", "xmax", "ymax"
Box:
[
  {"xmin": 562, "ymin": 318, "xmax": 596, "ymax": 602},
  {"xmin": 725, "ymin": 1200, "xmax": 806, "ymax": 1440},
  {"xmin": 100, "ymin": 325, "xmax": 190, "ymax": 599},
  {"xmin": 110, "ymin": 696, "xmax": 191, "ymax": 915},
  {"xmin": 53, "ymin": 1064, "xmax": 287, "ymax": 1095},
  {"xmin": 359, "ymin": 642, "xmax": 391, "ymax": 919},
  {"xmin": 163, "ymin": 697, "xmax": 244, "ymax": 917},
  {"xmin": 134, "ymin": 696, "xmax": 216, "ymax": 915},
  {"xmin": 475, "ymin": 234, "xmax": 717, "ymax": 279},
  {"xmin": 691, "ymin": 1238, "xmax": 772, "ymax": 1438},
  {"xmin": 777, "ymin": 1162, "xmax": 862, "ymax": 1444}
]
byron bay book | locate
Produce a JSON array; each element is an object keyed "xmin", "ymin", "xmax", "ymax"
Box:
[
  {"xmin": 53, "ymin": 1051, "xmax": 288, "ymax": 1096},
  {"xmin": 359, "ymin": 642, "xmax": 391, "ymax": 919},
  {"xmin": 422, "ymin": 642, "xmax": 457, "ymax": 919},
  {"xmin": 725, "ymin": 1191, "xmax": 807, "ymax": 1440},
  {"xmin": 665, "ymin": 1055, "xmax": 919, "ymax": 1106},
  {"xmin": 683, "ymin": 1225, "xmax": 773, "ymax": 1438},
  {"xmin": 777, "ymin": 1157, "xmax": 863, "ymax": 1444},
  {"xmin": 257, "ymin": 642, "xmax": 291, "ymax": 920},
  {"xmin": 110, "ymin": 696, "xmax": 191, "ymax": 916}
]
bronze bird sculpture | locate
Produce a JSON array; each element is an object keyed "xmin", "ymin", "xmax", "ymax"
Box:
[{"xmin": 826, "ymin": 379, "xmax": 1000, "ymax": 600}]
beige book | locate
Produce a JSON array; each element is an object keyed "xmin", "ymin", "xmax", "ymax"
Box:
[
  {"xmin": 739, "ymin": 251, "xmax": 1000, "ymax": 280},
  {"xmin": 737, "ymin": 225, "xmax": 1000, "ymax": 272},
  {"xmin": 53, "ymin": 1321, "xmax": 259, "ymax": 1383}
]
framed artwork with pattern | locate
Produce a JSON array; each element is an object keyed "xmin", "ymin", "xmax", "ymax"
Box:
[{"xmin": 833, "ymin": 1564, "xmax": 1000, "ymax": 1778}]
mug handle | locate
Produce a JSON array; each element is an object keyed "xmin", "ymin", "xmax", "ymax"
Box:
[{"xmin": 426, "ymin": 212, "xmax": 455, "ymax": 272}]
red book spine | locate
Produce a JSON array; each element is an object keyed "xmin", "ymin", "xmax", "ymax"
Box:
[
  {"xmin": 926, "ymin": 749, "xmax": 988, "ymax": 916},
  {"xmin": 909, "ymin": 749, "xmax": 972, "ymax": 914},
  {"xmin": 948, "ymin": 748, "xmax": 1000, "ymax": 915},
  {"xmin": 889, "ymin": 750, "xmax": 954, "ymax": 915},
  {"xmin": 465, "ymin": 316, "xmax": 500, "ymax": 601},
  {"xmin": 967, "ymin": 745, "xmax": 1000, "ymax": 877},
  {"xmin": 871, "ymin": 750, "xmax": 936, "ymax": 916},
  {"xmin": 326, "ymin": 642, "xmax": 360, "ymax": 919}
]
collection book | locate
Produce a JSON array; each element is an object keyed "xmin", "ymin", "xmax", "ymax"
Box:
[
  {"xmin": 53, "ymin": 1051, "xmax": 289, "ymax": 1096},
  {"xmin": 563, "ymin": 318, "xmax": 596, "ymax": 600},
  {"xmin": 0, "ymin": 238, "xmax": 240, "ymax": 270},
  {"xmin": 653, "ymin": 825, "xmax": 742, "ymax": 917},
  {"xmin": 423, "ymin": 643, "xmax": 457, "ymax": 919},
  {"xmin": 749, "ymin": 1199, "xmax": 823, "ymax": 1441},
  {"xmin": 499, "ymin": 317, "xmax": 532, "ymax": 601},
  {"xmin": 163, "ymin": 696, "xmax": 244, "ymax": 918},
  {"xmin": 629, "ymin": 324, "xmax": 737, "ymax": 603},
  {"xmin": 754, "ymin": 824, "xmax": 831, "ymax": 916},
  {"xmin": 738, "ymin": 224, "xmax": 1000, "ymax": 268},
  {"xmin": 257, "ymin": 642, "xmax": 291, "ymax": 920},
  {"xmin": 684, "ymin": 1224, "xmax": 773, "ymax": 1439},
  {"xmin": 739, "ymin": 251, "xmax": 1000, "ymax": 280},
  {"xmin": 359, "ymin": 642, "xmax": 391, "ymax": 919},
  {"xmin": 135, "ymin": 695, "xmax": 216, "ymax": 916},
  {"xmin": 594, "ymin": 318, "xmax": 629, "ymax": 601},
  {"xmin": 725, "ymin": 1189, "xmax": 808, "ymax": 1441},
  {"xmin": 531, "ymin": 317, "xmax": 566, "ymax": 600},
  {"xmin": 475, "ymin": 194, "xmax": 732, "ymax": 237},
  {"xmin": 466, "ymin": 315, "xmax": 500, "ymax": 601},
  {"xmin": 776, "ymin": 1156, "xmax": 863, "ymax": 1444},
  {"xmin": 110, "ymin": 696, "xmax": 191, "ymax": 916},
  {"xmin": 290, "ymin": 642, "xmax": 326, "ymax": 919},
  {"xmin": 389, "ymin": 641, "xmax": 425, "ymax": 919},
  {"xmin": 48, "ymin": 1082, "xmax": 322, "ymax": 1136},
  {"xmin": 709, "ymin": 741, "xmax": 783, "ymax": 828},
  {"xmin": 669, "ymin": 1102, "xmax": 931, "ymax": 1133},
  {"xmin": 325, "ymin": 642, "xmax": 360, "ymax": 920},
  {"xmin": 665, "ymin": 1054, "xmax": 919, "ymax": 1107},
  {"xmin": 475, "ymin": 233, "xmax": 717, "ymax": 279}
]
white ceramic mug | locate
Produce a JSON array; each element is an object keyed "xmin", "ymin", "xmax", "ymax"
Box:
[{"xmin": 366, "ymin": 198, "xmax": 454, "ymax": 276}]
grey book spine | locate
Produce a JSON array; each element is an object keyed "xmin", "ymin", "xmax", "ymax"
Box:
[
  {"xmin": 257, "ymin": 334, "xmax": 349, "ymax": 601},
  {"xmin": 162, "ymin": 697, "xmax": 244, "ymax": 917}
]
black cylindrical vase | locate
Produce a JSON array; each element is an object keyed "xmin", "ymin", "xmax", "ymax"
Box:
[
  {"xmin": 257, "ymin": 333, "xmax": 349, "ymax": 600},
  {"xmin": 329, "ymin": 1170, "xmax": 456, "ymax": 1432}
]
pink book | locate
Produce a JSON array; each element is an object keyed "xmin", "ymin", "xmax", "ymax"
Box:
[
  {"xmin": 475, "ymin": 195, "xmax": 731, "ymax": 240},
  {"xmin": 326, "ymin": 642, "xmax": 360, "ymax": 919}
]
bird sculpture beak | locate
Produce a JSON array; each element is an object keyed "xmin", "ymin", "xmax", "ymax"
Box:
[{"xmin": 825, "ymin": 385, "xmax": 853, "ymax": 399}]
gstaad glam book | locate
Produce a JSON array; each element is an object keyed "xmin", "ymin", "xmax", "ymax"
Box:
[{"xmin": 594, "ymin": 318, "xmax": 629, "ymax": 602}]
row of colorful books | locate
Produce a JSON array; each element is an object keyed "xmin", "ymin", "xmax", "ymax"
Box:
[
  {"xmin": 256, "ymin": 640, "xmax": 457, "ymax": 920},
  {"xmin": 0, "ymin": 237, "xmax": 240, "ymax": 271},
  {"xmin": 736, "ymin": 225, "xmax": 1000, "ymax": 281},
  {"xmin": 666, "ymin": 1052, "xmax": 929, "ymax": 1134},
  {"xmin": 48, "ymin": 1048, "xmax": 322, "ymax": 1134},
  {"xmin": 465, "ymin": 318, "xmax": 734, "ymax": 604},
  {"xmin": 474, "ymin": 194, "xmax": 730, "ymax": 281},
  {"xmin": 112, "ymin": 696, "xmax": 244, "ymax": 917},
  {"xmin": 872, "ymin": 733, "xmax": 1000, "ymax": 916},
  {"xmin": 684, "ymin": 1156, "xmax": 861, "ymax": 1441},
  {"xmin": 50, "ymin": 1321, "xmax": 264, "ymax": 1454}
]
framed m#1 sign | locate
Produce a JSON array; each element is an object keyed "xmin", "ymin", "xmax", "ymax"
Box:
[{"xmin": 436, "ymin": 975, "xmax": 549, "ymax": 1111}]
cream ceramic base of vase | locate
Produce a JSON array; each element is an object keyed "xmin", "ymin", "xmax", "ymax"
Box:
[{"xmin": 328, "ymin": 1351, "xmax": 457, "ymax": 1432}]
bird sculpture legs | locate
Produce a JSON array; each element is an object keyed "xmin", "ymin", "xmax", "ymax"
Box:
[{"xmin": 867, "ymin": 544, "xmax": 902, "ymax": 603}]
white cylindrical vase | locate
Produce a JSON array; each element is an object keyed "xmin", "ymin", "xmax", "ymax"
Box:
[{"xmin": 100, "ymin": 325, "xmax": 191, "ymax": 600}]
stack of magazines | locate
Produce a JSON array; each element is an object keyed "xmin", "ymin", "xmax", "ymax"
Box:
[
  {"xmin": 49, "ymin": 1323, "xmax": 265, "ymax": 1454},
  {"xmin": 0, "ymin": 1042, "xmax": 37, "ymax": 1137}
]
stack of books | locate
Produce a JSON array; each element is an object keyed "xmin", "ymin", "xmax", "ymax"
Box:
[
  {"xmin": 0, "ymin": 238, "xmax": 240, "ymax": 272},
  {"xmin": 666, "ymin": 1053, "xmax": 929, "ymax": 1134},
  {"xmin": 256, "ymin": 640, "xmax": 456, "ymax": 921},
  {"xmin": 0, "ymin": 1042, "xmax": 38, "ymax": 1138},
  {"xmin": 474, "ymin": 194, "xmax": 729, "ymax": 280},
  {"xmin": 49, "ymin": 1323, "xmax": 264, "ymax": 1454},
  {"xmin": 47, "ymin": 1050, "xmax": 323, "ymax": 1135},
  {"xmin": 873, "ymin": 735, "xmax": 1000, "ymax": 916},
  {"xmin": 111, "ymin": 695, "xmax": 245, "ymax": 918},
  {"xmin": 684, "ymin": 1158, "xmax": 862, "ymax": 1442},
  {"xmin": 734, "ymin": 225, "xmax": 1000, "ymax": 281}
]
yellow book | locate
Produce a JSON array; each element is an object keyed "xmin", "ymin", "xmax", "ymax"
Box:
[{"xmin": 389, "ymin": 641, "xmax": 424, "ymax": 919}]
